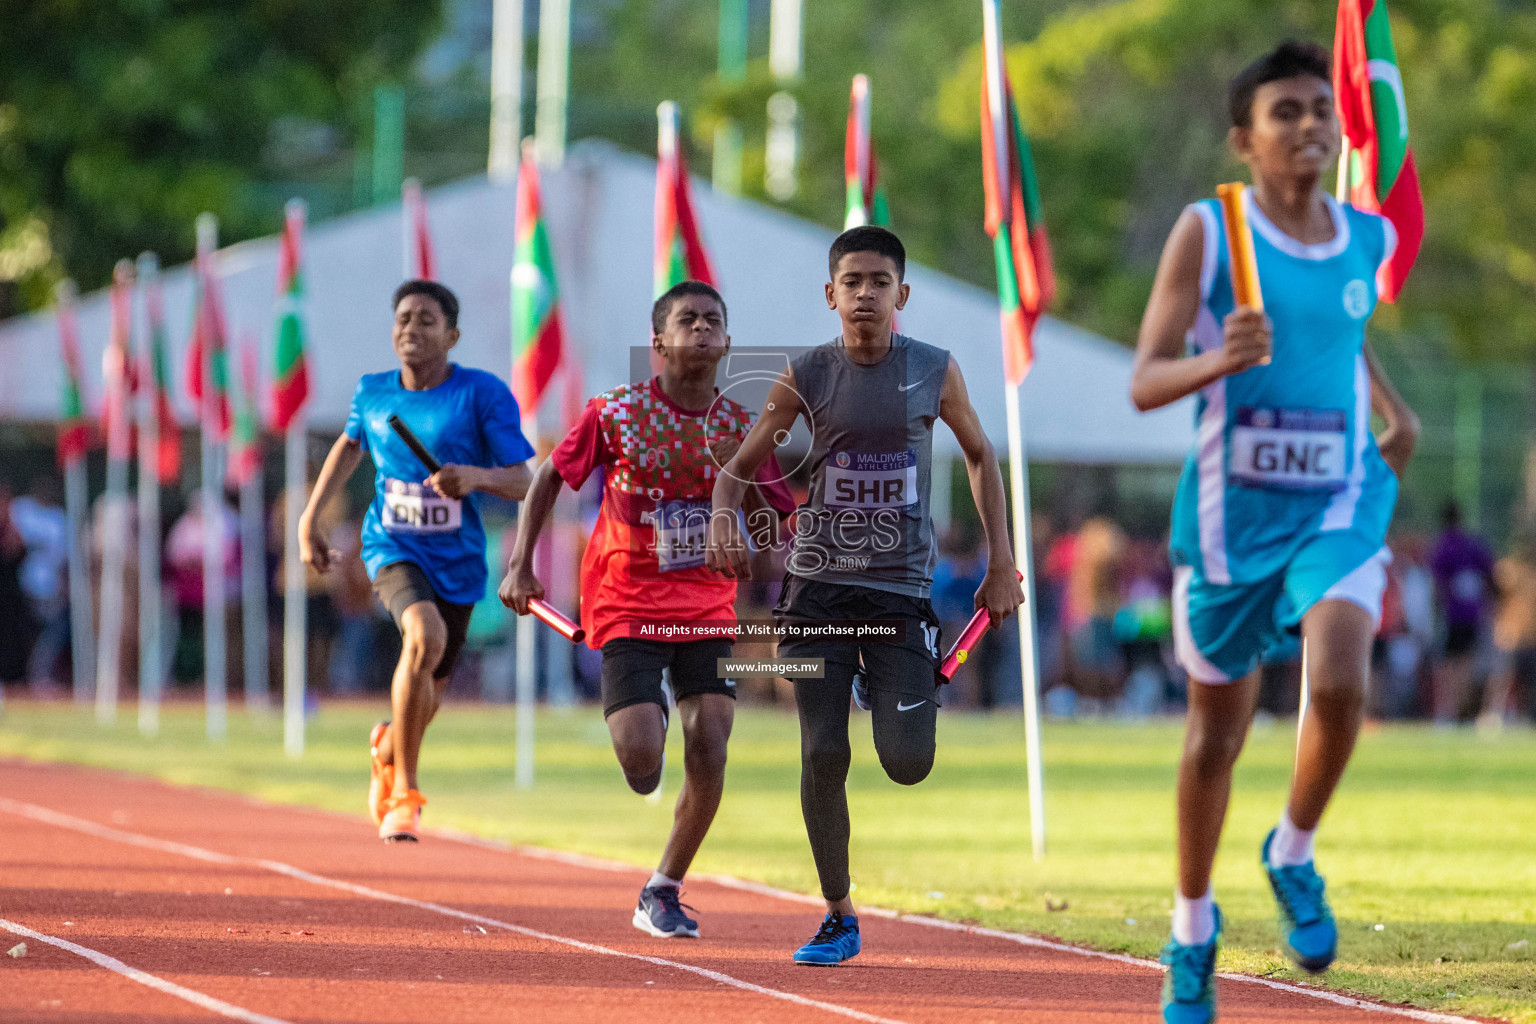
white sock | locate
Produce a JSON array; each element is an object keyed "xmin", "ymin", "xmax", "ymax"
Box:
[
  {"xmin": 1269, "ymin": 810, "xmax": 1316, "ymax": 868},
  {"xmin": 1172, "ymin": 888, "xmax": 1216, "ymax": 946},
  {"xmin": 647, "ymin": 871, "xmax": 682, "ymax": 890}
]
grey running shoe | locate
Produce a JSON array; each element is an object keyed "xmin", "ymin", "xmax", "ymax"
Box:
[{"xmin": 632, "ymin": 884, "xmax": 699, "ymax": 938}]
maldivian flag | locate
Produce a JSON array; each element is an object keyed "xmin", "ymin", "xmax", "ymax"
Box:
[
  {"xmin": 980, "ymin": 0, "xmax": 1054, "ymax": 386},
  {"xmin": 271, "ymin": 201, "xmax": 311, "ymax": 432},
  {"xmin": 186, "ymin": 242, "xmax": 233, "ymax": 438},
  {"xmin": 654, "ymin": 101, "xmax": 716, "ymax": 296},
  {"xmin": 102, "ymin": 261, "xmax": 136, "ymax": 464},
  {"xmin": 403, "ymin": 178, "xmax": 437, "ymax": 281},
  {"xmin": 844, "ymin": 75, "xmax": 890, "ymax": 230},
  {"xmin": 143, "ymin": 263, "xmax": 180, "ymax": 483},
  {"xmin": 228, "ymin": 339, "xmax": 262, "ymax": 487},
  {"xmin": 511, "ymin": 143, "xmax": 565, "ymax": 413},
  {"xmin": 1334, "ymin": 0, "xmax": 1423, "ymax": 301},
  {"xmin": 55, "ymin": 281, "xmax": 89, "ymax": 466}
]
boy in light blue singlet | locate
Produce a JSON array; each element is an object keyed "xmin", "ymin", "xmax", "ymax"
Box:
[{"xmin": 1131, "ymin": 42, "xmax": 1419, "ymax": 1024}]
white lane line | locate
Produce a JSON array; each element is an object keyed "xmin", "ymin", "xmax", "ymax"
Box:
[
  {"xmin": 0, "ymin": 918, "xmax": 294, "ymax": 1024},
  {"xmin": 454, "ymin": 833, "xmax": 1490, "ymax": 1024},
  {"xmin": 0, "ymin": 799, "xmax": 905, "ymax": 1024}
]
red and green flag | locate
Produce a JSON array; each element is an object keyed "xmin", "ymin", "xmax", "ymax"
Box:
[
  {"xmin": 844, "ymin": 75, "xmax": 890, "ymax": 230},
  {"xmin": 271, "ymin": 201, "xmax": 311, "ymax": 433},
  {"xmin": 1334, "ymin": 0, "xmax": 1423, "ymax": 301},
  {"xmin": 654, "ymin": 101, "xmax": 717, "ymax": 297},
  {"xmin": 228, "ymin": 337, "xmax": 262, "ymax": 487},
  {"xmin": 403, "ymin": 178, "xmax": 437, "ymax": 281},
  {"xmin": 511, "ymin": 142, "xmax": 565, "ymax": 414},
  {"xmin": 980, "ymin": 0, "xmax": 1055, "ymax": 386},
  {"xmin": 143, "ymin": 261, "xmax": 182, "ymax": 483},
  {"xmin": 185, "ymin": 238, "xmax": 233, "ymax": 438},
  {"xmin": 55, "ymin": 281, "xmax": 90, "ymax": 467}
]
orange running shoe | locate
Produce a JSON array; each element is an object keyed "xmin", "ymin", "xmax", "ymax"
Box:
[
  {"xmin": 368, "ymin": 722, "xmax": 394, "ymax": 825},
  {"xmin": 379, "ymin": 790, "xmax": 427, "ymax": 843}
]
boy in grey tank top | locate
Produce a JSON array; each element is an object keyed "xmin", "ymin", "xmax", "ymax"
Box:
[{"xmin": 708, "ymin": 226, "xmax": 1024, "ymax": 965}]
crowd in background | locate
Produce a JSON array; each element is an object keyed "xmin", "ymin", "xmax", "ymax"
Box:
[{"xmin": 2, "ymin": 467, "xmax": 1533, "ymax": 728}]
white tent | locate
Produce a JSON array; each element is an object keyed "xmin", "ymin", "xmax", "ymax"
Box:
[{"xmin": 0, "ymin": 140, "xmax": 1190, "ymax": 463}]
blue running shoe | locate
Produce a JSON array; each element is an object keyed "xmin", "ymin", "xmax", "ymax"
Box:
[
  {"xmin": 1262, "ymin": 828, "xmax": 1337, "ymax": 973},
  {"xmin": 632, "ymin": 884, "xmax": 699, "ymax": 938},
  {"xmin": 851, "ymin": 671, "xmax": 870, "ymax": 711},
  {"xmin": 792, "ymin": 913, "xmax": 861, "ymax": 965},
  {"xmin": 1159, "ymin": 905, "xmax": 1221, "ymax": 1024}
]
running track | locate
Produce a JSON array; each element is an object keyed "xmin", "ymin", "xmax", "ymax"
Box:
[{"xmin": 0, "ymin": 760, "xmax": 1496, "ymax": 1024}]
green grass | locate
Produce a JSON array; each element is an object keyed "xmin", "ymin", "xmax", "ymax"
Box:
[{"xmin": 1, "ymin": 700, "xmax": 1533, "ymax": 1021}]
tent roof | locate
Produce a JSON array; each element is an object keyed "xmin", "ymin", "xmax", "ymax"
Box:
[{"xmin": 0, "ymin": 140, "xmax": 1190, "ymax": 463}]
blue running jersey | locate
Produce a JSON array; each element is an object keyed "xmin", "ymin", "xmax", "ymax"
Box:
[
  {"xmin": 344, "ymin": 365, "xmax": 535, "ymax": 604},
  {"xmin": 1170, "ymin": 193, "xmax": 1399, "ymax": 586}
]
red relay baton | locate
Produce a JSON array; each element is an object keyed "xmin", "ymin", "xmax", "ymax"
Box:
[
  {"xmin": 386, "ymin": 413, "xmax": 585, "ymax": 644},
  {"xmin": 939, "ymin": 571, "xmax": 1024, "ymax": 682}
]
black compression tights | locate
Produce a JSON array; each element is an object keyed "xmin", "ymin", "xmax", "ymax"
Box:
[{"xmin": 794, "ymin": 669, "xmax": 938, "ymax": 903}]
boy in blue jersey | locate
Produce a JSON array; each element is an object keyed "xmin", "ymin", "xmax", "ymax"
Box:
[
  {"xmin": 300, "ymin": 281, "xmax": 534, "ymax": 842},
  {"xmin": 1131, "ymin": 42, "xmax": 1419, "ymax": 1023}
]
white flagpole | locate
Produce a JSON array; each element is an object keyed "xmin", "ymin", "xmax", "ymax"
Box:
[
  {"xmin": 135, "ymin": 254, "xmax": 164, "ymax": 736},
  {"xmin": 240, "ymin": 442, "xmax": 268, "ymax": 712},
  {"xmin": 488, "ymin": 0, "xmax": 525, "ymax": 185},
  {"xmin": 283, "ymin": 411, "xmax": 307, "ymax": 757},
  {"xmin": 197, "ymin": 213, "xmax": 228, "ymax": 742},
  {"xmin": 1005, "ymin": 385, "xmax": 1047, "ymax": 860},
  {"xmin": 515, "ymin": 402, "xmax": 538, "ymax": 790},
  {"xmin": 96, "ymin": 260, "xmax": 135, "ymax": 725},
  {"xmin": 56, "ymin": 280, "xmax": 96, "ymax": 705}
]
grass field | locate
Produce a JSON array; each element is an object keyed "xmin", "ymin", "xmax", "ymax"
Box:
[{"xmin": 1, "ymin": 698, "xmax": 1532, "ymax": 1022}]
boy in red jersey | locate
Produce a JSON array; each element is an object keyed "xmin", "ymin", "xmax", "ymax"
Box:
[{"xmin": 500, "ymin": 281, "xmax": 795, "ymax": 938}]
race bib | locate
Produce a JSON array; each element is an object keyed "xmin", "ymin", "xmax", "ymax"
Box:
[
  {"xmin": 648, "ymin": 500, "xmax": 710, "ymax": 572},
  {"xmin": 382, "ymin": 478, "xmax": 463, "ymax": 533},
  {"xmin": 825, "ymin": 450, "xmax": 918, "ymax": 509},
  {"xmin": 1229, "ymin": 408, "xmax": 1347, "ymax": 490}
]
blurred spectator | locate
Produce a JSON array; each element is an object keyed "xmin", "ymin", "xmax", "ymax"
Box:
[
  {"xmin": 931, "ymin": 528, "xmax": 988, "ymax": 705},
  {"xmin": 1059, "ymin": 517, "xmax": 1127, "ymax": 705},
  {"xmin": 1114, "ymin": 536, "xmax": 1173, "ymax": 717},
  {"xmin": 0, "ymin": 485, "xmax": 33, "ymax": 684},
  {"xmin": 11, "ymin": 477, "xmax": 70, "ymax": 693},
  {"xmin": 1372, "ymin": 533, "xmax": 1433, "ymax": 718},
  {"xmin": 1480, "ymin": 538, "xmax": 1536, "ymax": 730},
  {"xmin": 166, "ymin": 496, "xmax": 240, "ymax": 685},
  {"xmin": 1430, "ymin": 503, "xmax": 1494, "ymax": 724},
  {"xmin": 324, "ymin": 517, "xmax": 379, "ymax": 695}
]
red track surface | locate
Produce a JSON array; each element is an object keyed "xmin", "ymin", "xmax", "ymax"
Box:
[{"xmin": 0, "ymin": 759, "xmax": 1489, "ymax": 1024}]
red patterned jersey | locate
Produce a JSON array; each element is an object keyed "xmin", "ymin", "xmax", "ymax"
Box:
[{"xmin": 552, "ymin": 377, "xmax": 796, "ymax": 648}]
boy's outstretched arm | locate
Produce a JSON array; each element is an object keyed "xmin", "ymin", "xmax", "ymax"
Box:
[
  {"xmin": 937, "ymin": 356, "xmax": 1025, "ymax": 625},
  {"xmin": 1364, "ymin": 341, "xmax": 1418, "ymax": 478},
  {"xmin": 498, "ymin": 457, "xmax": 564, "ymax": 613},
  {"xmin": 707, "ymin": 370, "xmax": 803, "ymax": 579},
  {"xmin": 299, "ymin": 434, "xmax": 363, "ymax": 574}
]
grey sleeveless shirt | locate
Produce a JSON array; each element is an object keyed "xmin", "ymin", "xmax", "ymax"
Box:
[{"xmin": 786, "ymin": 333, "xmax": 950, "ymax": 598}]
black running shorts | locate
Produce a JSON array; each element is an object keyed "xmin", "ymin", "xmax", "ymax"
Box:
[
  {"xmin": 599, "ymin": 638, "xmax": 737, "ymax": 718},
  {"xmin": 774, "ymin": 573, "xmax": 943, "ymax": 704},
  {"xmin": 372, "ymin": 561, "xmax": 475, "ymax": 681}
]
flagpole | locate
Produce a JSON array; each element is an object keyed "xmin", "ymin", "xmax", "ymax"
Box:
[
  {"xmin": 283, "ymin": 409, "xmax": 307, "ymax": 757},
  {"xmin": 136, "ymin": 254, "xmax": 164, "ymax": 736},
  {"xmin": 96, "ymin": 260, "xmax": 136, "ymax": 725},
  {"xmin": 488, "ymin": 0, "xmax": 525, "ymax": 185},
  {"xmin": 1004, "ymin": 384, "xmax": 1047, "ymax": 860},
  {"xmin": 402, "ymin": 178, "xmax": 418, "ymax": 279},
  {"xmin": 239, "ymin": 355, "xmax": 269, "ymax": 714},
  {"xmin": 1336, "ymin": 144, "xmax": 1352, "ymax": 203},
  {"xmin": 515, "ymin": 402, "xmax": 538, "ymax": 790},
  {"xmin": 197, "ymin": 213, "xmax": 228, "ymax": 742},
  {"xmin": 56, "ymin": 280, "xmax": 96, "ymax": 705}
]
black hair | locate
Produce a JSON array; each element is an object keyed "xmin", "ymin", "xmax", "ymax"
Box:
[
  {"xmin": 1441, "ymin": 501, "xmax": 1463, "ymax": 530},
  {"xmin": 651, "ymin": 280, "xmax": 727, "ymax": 335},
  {"xmin": 829, "ymin": 225, "xmax": 906, "ymax": 281},
  {"xmin": 1229, "ymin": 40, "xmax": 1332, "ymax": 129},
  {"xmin": 392, "ymin": 279, "xmax": 460, "ymax": 329}
]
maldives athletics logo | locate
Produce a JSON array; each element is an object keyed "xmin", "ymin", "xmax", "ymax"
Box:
[{"xmin": 1343, "ymin": 279, "xmax": 1371, "ymax": 320}]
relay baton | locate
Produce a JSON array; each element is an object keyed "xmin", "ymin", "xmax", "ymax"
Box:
[
  {"xmin": 386, "ymin": 413, "xmax": 585, "ymax": 644},
  {"xmin": 938, "ymin": 571, "xmax": 1024, "ymax": 682}
]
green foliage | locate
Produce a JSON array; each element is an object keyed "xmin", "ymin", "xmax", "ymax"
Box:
[
  {"xmin": 1, "ymin": 703, "xmax": 1533, "ymax": 1021},
  {"xmin": 0, "ymin": 0, "xmax": 441, "ymax": 314}
]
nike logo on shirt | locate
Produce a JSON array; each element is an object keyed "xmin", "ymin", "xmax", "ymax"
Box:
[
  {"xmin": 896, "ymin": 699, "xmax": 927, "ymax": 711},
  {"xmin": 896, "ymin": 378, "xmax": 928, "ymax": 392}
]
